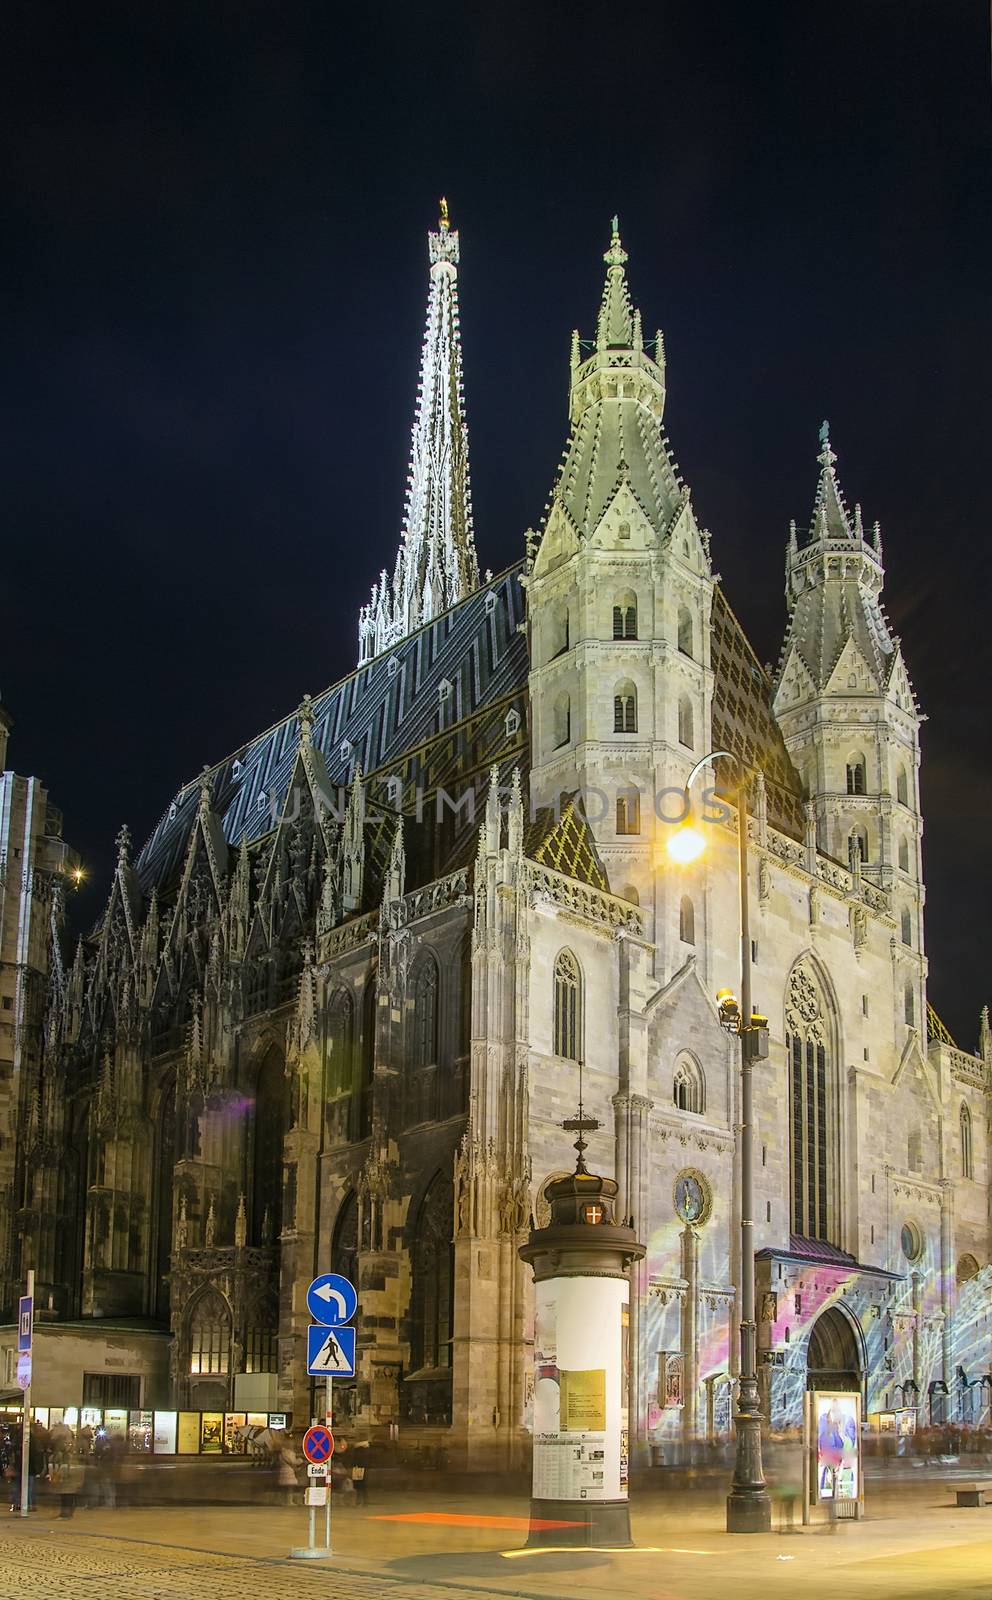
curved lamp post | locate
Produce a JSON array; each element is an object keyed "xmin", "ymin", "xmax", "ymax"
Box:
[{"xmin": 667, "ymin": 749, "xmax": 771, "ymax": 1534}]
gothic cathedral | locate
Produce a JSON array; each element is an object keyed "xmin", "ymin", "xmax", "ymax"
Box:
[{"xmin": 3, "ymin": 209, "xmax": 989, "ymax": 1463}]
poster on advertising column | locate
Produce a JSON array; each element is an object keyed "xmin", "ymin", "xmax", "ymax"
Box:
[
  {"xmin": 532, "ymin": 1275, "xmax": 628, "ymax": 1502},
  {"xmin": 811, "ymin": 1390, "xmax": 862, "ymax": 1507}
]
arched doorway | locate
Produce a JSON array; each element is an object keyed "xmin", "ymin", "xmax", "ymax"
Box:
[{"xmin": 806, "ymin": 1306, "xmax": 863, "ymax": 1392}]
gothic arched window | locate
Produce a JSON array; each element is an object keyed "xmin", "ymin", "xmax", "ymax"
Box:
[
  {"xmin": 904, "ymin": 982, "xmax": 915, "ymax": 1026},
  {"xmin": 357, "ymin": 976, "xmax": 376, "ymax": 1139},
  {"xmin": 678, "ymin": 696, "xmax": 694, "ymax": 748},
  {"xmin": 846, "ymin": 753, "xmax": 867, "ymax": 795},
  {"xmin": 550, "ymin": 602, "xmax": 570, "ymax": 661},
  {"xmin": 407, "ymin": 954, "xmax": 440, "ymax": 1125},
  {"xmin": 901, "ymin": 907, "xmax": 912, "ymax": 946},
  {"xmin": 679, "ymin": 895, "xmax": 695, "ymax": 945},
  {"xmin": 554, "ymin": 949, "xmax": 582, "ymax": 1062},
  {"xmin": 896, "ymin": 764, "xmax": 909, "ymax": 805},
  {"xmin": 154, "ymin": 1077, "xmax": 177, "ymax": 1320},
  {"xmin": 325, "ymin": 988, "xmax": 355, "ymax": 1145},
  {"xmin": 189, "ymin": 1288, "xmax": 231, "ymax": 1376},
  {"xmin": 553, "ymin": 692, "xmax": 571, "ymax": 750},
  {"xmin": 252, "ymin": 1046, "xmax": 287, "ymax": 1245},
  {"xmin": 411, "ymin": 955, "xmax": 439, "ymax": 1069},
  {"xmin": 848, "ymin": 826, "xmax": 868, "ymax": 867},
  {"xmin": 961, "ymin": 1104, "xmax": 974, "ymax": 1180},
  {"xmin": 785, "ymin": 964, "xmax": 835, "ymax": 1243},
  {"xmin": 410, "ymin": 1173, "xmax": 454, "ymax": 1377},
  {"xmin": 613, "ymin": 682, "xmax": 637, "ymax": 733},
  {"xmin": 898, "ymin": 836, "xmax": 910, "ymax": 873},
  {"xmin": 331, "ymin": 1191, "xmax": 358, "ymax": 1288},
  {"xmin": 613, "ymin": 597, "xmax": 637, "ymax": 640},
  {"xmin": 677, "ymin": 605, "xmax": 694, "ymax": 658},
  {"xmin": 616, "ymin": 791, "xmax": 640, "ymax": 835},
  {"xmin": 673, "ymin": 1055, "xmax": 704, "ymax": 1114}
]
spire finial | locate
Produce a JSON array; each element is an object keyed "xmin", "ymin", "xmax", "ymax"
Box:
[
  {"xmin": 818, "ymin": 419, "xmax": 836, "ymax": 466},
  {"xmin": 604, "ymin": 215, "xmax": 628, "ymax": 269},
  {"xmin": 439, "ymin": 195, "xmax": 450, "ymax": 230}
]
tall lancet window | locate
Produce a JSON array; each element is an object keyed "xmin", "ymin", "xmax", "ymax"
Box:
[
  {"xmin": 553, "ymin": 949, "xmax": 582, "ymax": 1062},
  {"xmin": 785, "ymin": 964, "xmax": 835, "ymax": 1244},
  {"xmin": 961, "ymin": 1104, "xmax": 974, "ymax": 1180}
]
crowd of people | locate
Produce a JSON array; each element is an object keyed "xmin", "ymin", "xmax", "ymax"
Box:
[
  {"xmin": 0, "ymin": 1416, "xmax": 373, "ymax": 1515},
  {"xmin": 1, "ymin": 1417, "xmax": 132, "ymax": 1516}
]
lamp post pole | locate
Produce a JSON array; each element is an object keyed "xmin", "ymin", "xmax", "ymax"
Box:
[
  {"xmin": 725, "ymin": 767, "xmax": 770, "ymax": 1533},
  {"xmin": 676, "ymin": 752, "xmax": 770, "ymax": 1533}
]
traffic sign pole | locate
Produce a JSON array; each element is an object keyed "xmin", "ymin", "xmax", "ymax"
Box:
[
  {"xmin": 325, "ymin": 1377, "xmax": 333, "ymax": 1555},
  {"xmin": 19, "ymin": 1269, "xmax": 33, "ymax": 1519}
]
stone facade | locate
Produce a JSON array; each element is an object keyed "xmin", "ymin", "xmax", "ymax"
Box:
[{"xmin": 2, "ymin": 218, "xmax": 990, "ymax": 1465}]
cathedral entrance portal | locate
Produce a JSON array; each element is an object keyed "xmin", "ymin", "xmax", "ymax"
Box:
[{"xmin": 806, "ymin": 1305, "xmax": 863, "ymax": 1393}]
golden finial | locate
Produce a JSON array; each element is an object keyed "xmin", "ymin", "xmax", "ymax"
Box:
[{"xmin": 439, "ymin": 196, "xmax": 450, "ymax": 230}]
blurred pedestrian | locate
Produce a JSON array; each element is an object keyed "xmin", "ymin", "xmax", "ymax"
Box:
[
  {"xmin": 56, "ymin": 1452, "xmax": 86, "ymax": 1519},
  {"xmin": 278, "ymin": 1435, "xmax": 302, "ymax": 1507}
]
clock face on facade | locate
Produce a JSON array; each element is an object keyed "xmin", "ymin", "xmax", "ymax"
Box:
[{"xmin": 674, "ymin": 1170, "xmax": 712, "ymax": 1226}]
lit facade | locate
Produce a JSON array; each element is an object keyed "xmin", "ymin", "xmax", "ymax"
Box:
[{"xmin": 2, "ymin": 217, "xmax": 989, "ymax": 1463}]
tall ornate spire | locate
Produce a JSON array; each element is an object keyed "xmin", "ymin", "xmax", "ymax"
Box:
[{"xmin": 358, "ymin": 201, "xmax": 479, "ymax": 662}]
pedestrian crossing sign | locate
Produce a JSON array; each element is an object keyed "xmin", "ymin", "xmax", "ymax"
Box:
[{"xmin": 306, "ymin": 1323, "xmax": 356, "ymax": 1377}]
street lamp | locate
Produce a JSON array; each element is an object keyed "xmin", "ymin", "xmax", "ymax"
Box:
[{"xmin": 666, "ymin": 749, "xmax": 771, "ymax": 1534}]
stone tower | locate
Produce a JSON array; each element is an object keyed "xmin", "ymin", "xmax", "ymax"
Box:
[
  {"xmin": 358, "ymin": 200, "xmax": 480, "ymax": 662},
  {"xmin": 772, "ymin": 426, "xmax": 926, "ymax": 1029},
  {"xmin": 524, "ymin": 220, "xmax": 714, "ymax": 950}
]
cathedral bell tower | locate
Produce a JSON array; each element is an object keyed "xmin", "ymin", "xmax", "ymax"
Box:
[
  {"xmin": 772, "ymin": 426, "xmax": 925, "ymax": 1027},
  {"xmin": 524, "ymin": 221, "xmax": 714, "ymax": 943}
]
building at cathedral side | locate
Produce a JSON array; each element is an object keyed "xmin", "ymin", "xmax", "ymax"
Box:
[{"xmin": 2, "ymin": 215, "xmax": 990, "ymax": 1466}]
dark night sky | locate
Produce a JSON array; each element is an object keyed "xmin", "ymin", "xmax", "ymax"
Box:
[{"xmin": 3, "ymin": 2, "xmax": 990, "ymax": 1043}]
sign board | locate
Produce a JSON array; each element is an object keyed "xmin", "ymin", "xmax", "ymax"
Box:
[
  {"xmin": 17, "ymin": 1297, "xmax": 32, "ymax": 1354},
  {"xmin": 307, "ymin": 1324, "xmax": 356, "ymax": 1378},
  {"xmin": 803, "ymin": 1389, "xmax": 863, "ymax": 1523},
  {"xmin": 301, "ymin": 1424, "xmax": 334, "ymax": 1465},
  {"xmin": 306, "ymin": 1273, "xmax": 358, "ymax": 1327},
  {"xmin": 307, "ymin": 1462, "xmax": 328, "ymax": 1478},
  {"xmin": 305, "ymin": 1485, "xmax": 327, "ymax": 1507},
  {"xmin": 16, "ymin": 1353, "xmax": 31, "ymax": 1391}
]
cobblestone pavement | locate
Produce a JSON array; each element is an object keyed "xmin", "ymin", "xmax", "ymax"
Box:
[{"xmin": 0, "ymin": 1527, "xmax": 538, "ymax": 1600}]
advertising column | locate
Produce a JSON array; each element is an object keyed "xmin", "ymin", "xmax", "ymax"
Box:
[{"xmin": 520, "ymin": 1160, "xmax": 644, "ymax": 1548}]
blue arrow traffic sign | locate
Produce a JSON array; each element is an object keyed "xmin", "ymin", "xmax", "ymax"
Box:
[
  {"xmin": 306, "ymin": 1323, "xmax": 356, "ymax": 1378},
  {"xmin": 306, "ymin": 1272, "xmax": 357, "ymax": 1327}
]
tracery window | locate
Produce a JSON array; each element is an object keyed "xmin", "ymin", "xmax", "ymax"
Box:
[
  {"xmin": 409, "ymin": 1173, "xmax": 454, "ymax": 1376},
  {"xmin": 901, "ymin": 908, "xmax": 912, "ymax": 947},
  {"xmin": 678, "ymin": 696, "xmax": 694, "ymax": 748},
  {"xmin": 673, "ymin": 1055, "xmax": 704, "ymax": 1114},
  {"xmin": 679, "ymin": 895, "xmax": 695, "ymax": 945},
  {"xmin": 785, "ymin": 964, "xmax": 834, "ymax": 1243},
  {"xmin": 677, "ymin": 605, "xmax": 694, "ymax": 657},
  {"xmin": 616, "ymin": 792, "xmax": 640, "ymax": 835},
  {"xmin": 407, "ymin": 954, "xmax": 440, "ymax": 1124},
  {"xmin": 553, "ymin": 949, "xmax": 582, "ymax": 1061},
  {"xmin": 896, "ymin": 765, "xmax": 909, "ymax": 805},
  {"xmin": 356, "ymin": 976, "xmax": 376, "ymax": 1139},
  {"xmin": 252, "ymin": 1047, "xmax": 287, "ymax": 1245},
  {"xmin": 846, "ymin": 754, "xmax": 867, "ymax": 795},
  {"xmin": 613, "ymin": 599, "xmax": 637, "ymax": 639},
  {"xmin": 189, "ymin": 1289, "xmax": 231, "ymax": 1376},
  {"xmin": 961, "ymin": 1104, "xmax": 974, "ymax": 1180},
  {"xmin": 553, "ymin": 692, "xmax": 571, "ymax": 749},
  {"xmin": 848, "ymin": 825, "xmax": 868, "ymax": 867},
  {"xmin": 614, "ymin": 682, "xmax": 637, "ymax": 732}
]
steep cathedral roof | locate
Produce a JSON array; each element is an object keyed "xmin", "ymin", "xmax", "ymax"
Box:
[
  {"xmin": 550, "ymin": 219, "xmax": 685, "ymax": 544},
  {"xmin": 774, "ymin": 425, "xmax": 908, "ymax": 702}
]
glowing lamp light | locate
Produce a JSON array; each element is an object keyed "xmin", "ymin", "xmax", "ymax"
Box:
[
  {"xmin": 666, "ymin": 822, "xmax": 706, "ymax": 864},
  {"xmin": 71, "ymin": 867, "xmax": 85, "ymax": 885}
]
